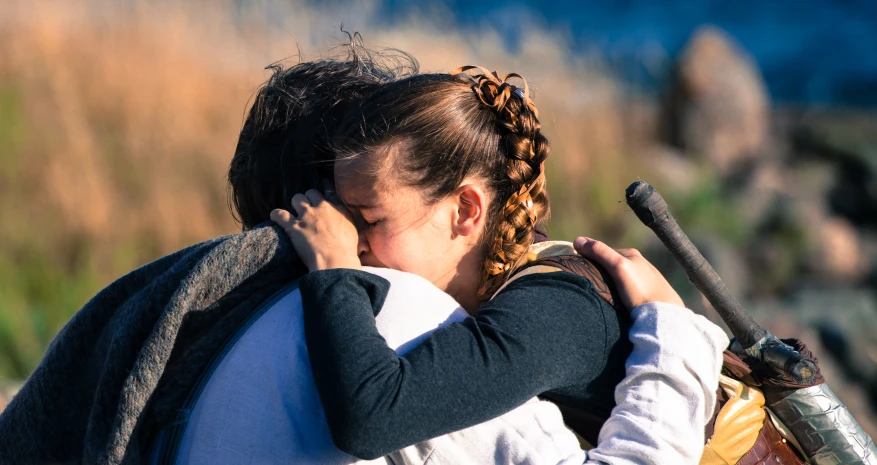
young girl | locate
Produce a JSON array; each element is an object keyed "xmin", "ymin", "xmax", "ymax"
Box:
[{"xmin": 271, "ymin": 68, "xmax": 720, "ymax": 463}]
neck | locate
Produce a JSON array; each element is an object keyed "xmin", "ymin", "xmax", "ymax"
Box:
[{"xmin": 440, "ymin": 245, "xmax": 486, "ymax": 314}]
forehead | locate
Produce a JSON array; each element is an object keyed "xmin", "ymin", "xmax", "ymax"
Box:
[
  {"xmin": 334, "ymin": 142, "xmax": 405, "ymax": 202},
  {"xmin": 334, "ymin": 152, "xmax": 427, "ymax": 216},
  {"xmin": 334, "ymin": 157, "xmax": 379, "ymax": 203}
]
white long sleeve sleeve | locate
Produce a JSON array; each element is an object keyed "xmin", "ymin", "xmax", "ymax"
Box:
[{"xmin": 585, "ymin": 302, "xmax": 729, "ymax": 465}]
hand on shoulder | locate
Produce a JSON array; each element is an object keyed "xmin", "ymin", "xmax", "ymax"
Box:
[{"xmin": 573, "ymin": 237, "xmax": 684, "ymax": 309}]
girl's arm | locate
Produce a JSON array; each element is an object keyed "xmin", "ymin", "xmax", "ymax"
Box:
[
  {"xmin": 396, "ymin": 300, "xmax": 727, "ymax": 465},
  {"xmin": 300, "ymin": 268, "xmax": 628, "ymax": 460}
]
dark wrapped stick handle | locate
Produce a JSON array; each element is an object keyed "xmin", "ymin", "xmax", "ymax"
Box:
[{"xmin": 625, "ymin": 181, "xmax": 816, "ymax": 383}]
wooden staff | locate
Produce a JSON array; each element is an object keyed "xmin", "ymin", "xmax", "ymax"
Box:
[{"xmin": 625, "ymin": 180, "xmax": 816, "ymax": 384}]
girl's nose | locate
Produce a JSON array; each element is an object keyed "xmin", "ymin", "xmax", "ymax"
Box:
[{"xmin": 357, "ymin": 230, "xmax": 370, "ymax": 257}]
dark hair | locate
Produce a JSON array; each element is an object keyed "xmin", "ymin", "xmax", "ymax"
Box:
[
  {"xmin": 335, "ymin": 68, "xmax": 550, "ymax": 301},
  {"xmin": 228, "ymin": 46, "xmax": 418, "ymax": 229}
]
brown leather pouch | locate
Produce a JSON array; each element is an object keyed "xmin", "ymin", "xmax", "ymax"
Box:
[
  {"xmin": 701, "ymin": 372, "xmax": 807, "ymax": 465},
  {"xmin": 709, "ymin": 351, "xmax": 808, "ymax": 465},
  {"xmin": 737, "ymin": 415, "xmax": 805, "ymax": 465}
]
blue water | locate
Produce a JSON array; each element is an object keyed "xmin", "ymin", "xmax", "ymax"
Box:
[{"xmin": 379, "ymin": 0, "xmax": 877, "ymax": 107}]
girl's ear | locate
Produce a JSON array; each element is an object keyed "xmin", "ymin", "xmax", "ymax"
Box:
[{"xmin": 451, "ymin": 183, "xmax": 489, "ymax": 239}]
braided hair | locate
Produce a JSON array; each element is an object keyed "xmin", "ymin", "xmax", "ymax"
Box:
[{"xmin": 335, "ymin": 67, "xmax": 550, "ymax": 302}]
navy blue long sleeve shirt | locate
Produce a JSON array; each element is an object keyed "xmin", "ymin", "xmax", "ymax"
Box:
[{"xmin": 300, "ymin": 268, "xmax": 632, "ymax": 460}]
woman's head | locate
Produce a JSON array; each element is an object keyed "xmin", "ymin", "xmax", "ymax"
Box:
[{"xmin": 334, "ymin": 68, "xmax": 550, "ymax": 303}]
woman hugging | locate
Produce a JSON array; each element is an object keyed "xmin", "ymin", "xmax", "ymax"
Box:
[{"xmin": 271, "ymin": 62, "xmax": 727, "ymax": 463}]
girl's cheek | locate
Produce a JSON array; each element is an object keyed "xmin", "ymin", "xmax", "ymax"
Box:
[{"xmin": 364, "ymin": 232, "xmax": 390, "ymax": 259}]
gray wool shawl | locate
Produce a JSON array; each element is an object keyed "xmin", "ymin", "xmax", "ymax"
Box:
[{"xmin": 0, "ymin": 224, "xmax": 303, "ymax": 465}]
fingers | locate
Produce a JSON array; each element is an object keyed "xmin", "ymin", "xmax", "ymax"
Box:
[
  {"xmin": 575, "ymin": 236, "xmax": 684, "ymax": 309},
  {"xmin": 574, "ymin": 237, "xmax": 625, "ymax": 269},
  {"xmin": 615, "ymin": 248, "xmax": 643, "ymax": 260},
  {"xmin": 273, "ymin": 192, "xmax": 316, "ymax": 232},
  {"xmin": 270, "ymin": 208, "xmax": 295, "ymax": 229},
  {"xmin": 290, "ymin": 193, "xmax": 310, "ymax": 217},
  {"xmin": 574, "ymin": 237, "xmax": 644, "ymax": 263},
  {"xmin": 304, "ymin": 189, "xmax": 324, "ymax": 206},
  {"xmin": 290, "ymin": 189, "xmax": 328, "ymax": 216}
]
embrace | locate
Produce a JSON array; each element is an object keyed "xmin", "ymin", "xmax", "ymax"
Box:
[{"xmin": 0, "ymin": 48, "xmax": 730, "ymax": 465}]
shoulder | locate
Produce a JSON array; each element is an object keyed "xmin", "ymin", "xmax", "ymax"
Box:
[
  {"xmin": 477, "ymin": 270, "xmax": 630, "ymax": 389},
  {"xmin": 490, "ymin": 266, "xmax": 631, "ymax": 350},
  {"xmin": 513, "ymin": 253, "xmax": 619, "ymax": 310},
  {"xmin": 481, "ymin": 271, "xmax": 611, "ymax": 337},
  {"xmin": 363, "ymin": 266, "xmax": 437, "ymax": 288},
  {"xmin": 490, "ymin": 271, "xmax": 607, "ymax": 322},
  {"xmin": 363, "ymin": 267, "xmax": 468, "ymax": 350},
  {"xmin": 362, "ymin": 267, "xmax": 462, "ymax": 310}
]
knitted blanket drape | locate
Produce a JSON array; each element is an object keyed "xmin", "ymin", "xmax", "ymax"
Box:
[{"xmin": 0, "ymin": 224, "xmax": 303, "ymax": 465}]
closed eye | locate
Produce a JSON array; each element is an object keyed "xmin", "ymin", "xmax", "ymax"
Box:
[{"xmin": 352, "ymin": 211, "xmax": 382, "ymax": 231}]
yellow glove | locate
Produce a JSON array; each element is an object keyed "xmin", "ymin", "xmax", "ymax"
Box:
[{"xmin": 700, "ymin": 375, "xmax": 767, "ymax": 465}]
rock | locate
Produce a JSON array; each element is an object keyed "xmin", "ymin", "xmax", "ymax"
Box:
[
  {"xmin": 740, "ymin": 190, "xmax": 866, "ymax": 291},
  {"xmin": 814, "ymin": 216, "xmax": 864, "ymax": 282},
  {"xmin": 785, "ymin": 288, "xmax": 877, "ymax": 381},
  {"xmin": 744, "ymin": 196, "xmax": 808, "ymax": 296},
  {"xmin": 784, "ymin": 192, "xmax": 867, "ymax": 284},
  {"xmin": 662, "ymin": 26, "xmax": 770, "ymax": 176},
  {"xmin": 791, "ymin": 110, "xmax": 877, "ymax": 227},
  {"xmin": 863, "ymin": 232, "xmax": 877, "ymax": 290},
  {"xmin": 645, "ymin": 144, "xmax": 700, "ymax": 193},
  {"xmin": 732, "ymin": 160, "xmax": 786, "ymax": 227}
]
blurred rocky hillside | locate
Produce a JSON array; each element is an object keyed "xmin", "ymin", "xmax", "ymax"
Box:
[{"xmin": 644, "ymin": 26, "xmax": 877, "ymax": 435}]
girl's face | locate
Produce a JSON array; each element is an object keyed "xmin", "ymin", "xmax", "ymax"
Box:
[{"xmin": 334, "ymin": 154, "xmax": 488, "ymax": 310}]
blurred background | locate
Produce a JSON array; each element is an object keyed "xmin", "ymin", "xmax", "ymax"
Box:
[{"xmin": 1, "ymin": 0, "xmax": 876, "ymax": 434}]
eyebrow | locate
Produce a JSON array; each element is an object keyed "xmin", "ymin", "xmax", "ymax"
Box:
[
  {"xmin": 337, "ymin": 186, "xmax": 377, "ymax": 210},
  {"xmin": 341, "ymin": 199, "xmax": 375, "ymax": 210}
]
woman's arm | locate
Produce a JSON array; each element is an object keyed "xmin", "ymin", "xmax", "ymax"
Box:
[
  {"xmin": 575, "ymin": 237, "xmax": 727, "ymax": 464},
  {"xmin": 584, "ymin": 301, "xmax": 728, "ymax": 465},
  {"xmin": 300, "ymin": 268, "xmax": 627, "ymax": 460}
]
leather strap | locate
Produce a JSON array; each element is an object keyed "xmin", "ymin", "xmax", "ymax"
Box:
[{"xmin": 738, "ymin": 415, "xmax": 806, "ymax": 465}]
